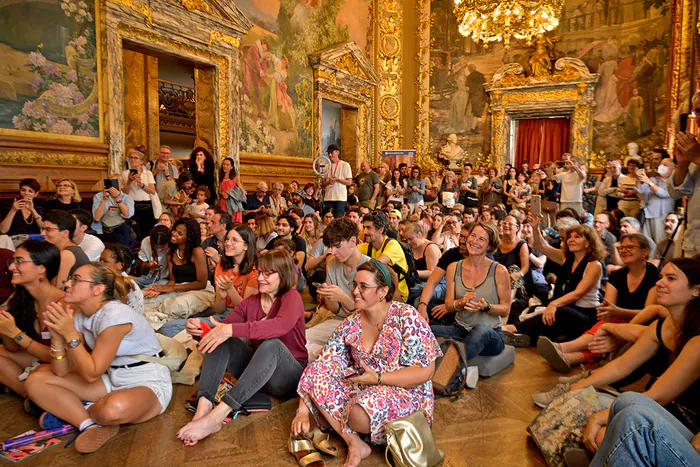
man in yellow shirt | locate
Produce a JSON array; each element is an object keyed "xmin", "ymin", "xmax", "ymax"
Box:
[{"xmin": 358, "ymin": 211, "xmax": 409, "ymax": 301}]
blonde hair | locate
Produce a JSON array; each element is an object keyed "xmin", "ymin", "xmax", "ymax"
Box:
[
  {"xmin": 55, "ymin": 178, "xmax": 82, "ymax": 202},
  {"xmin": 86, "ymin": 262, "xmax": 134, "ymax": 304}
]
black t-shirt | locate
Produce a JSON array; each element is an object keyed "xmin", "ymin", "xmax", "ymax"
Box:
[
  {"xmin": 607, "ymin": 262, "xmax": 659, "ymax": 310},
  {"xmin": 436, "ymin": 247, "xmax": 463, "ymax": 271},
  {"xmin": 265, "ymin": 234, "xmax": 307, "ymax": 256}
]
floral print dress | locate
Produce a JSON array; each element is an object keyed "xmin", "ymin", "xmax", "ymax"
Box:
[{"xmin": 297, "ymin": 302, "xmax": 441, "ymax": 444}]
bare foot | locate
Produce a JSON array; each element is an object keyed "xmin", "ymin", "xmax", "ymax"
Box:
[
  {"xmin": 176, "ymin": 411, "xmax": 225, "ymax": 446},
  {"xmin": 343, "ymin": 436, "xmax": 372, "ymax": 467},
  {"xmin": 192, "ymin": 397, "xmax": 213, "ymax": 422}
]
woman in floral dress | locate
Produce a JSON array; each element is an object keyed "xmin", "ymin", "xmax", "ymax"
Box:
[{"xmin": 291, "ymin": 260, "xmax": 441, "ymax": 467}]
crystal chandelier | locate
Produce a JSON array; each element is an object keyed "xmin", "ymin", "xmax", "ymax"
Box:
[{"xmin": 453, "ymin": 0, "xmax": 563, "ymax": 47}]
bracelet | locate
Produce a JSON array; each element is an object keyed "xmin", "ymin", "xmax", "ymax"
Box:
[
  {"xmin": 12, "ymin": 331, "xmax": 26, "ymax": 343},
  {"xmin": 50, "ymin": 345, "xmax": 65, "ymax": 352},
  {"xmin": 377, "ymin": 372, "xmax": 382, "ymax": 385},
  {"xmin": 49, "ymin": 348, "xmax": 65, "ymax": 358},
  {"xmin": 24, "ymin": 339, "xmax": 33, "ymax": 351},
  {"xmin": 418, "ymin": 301, "xmax": 428, "ymax": 308},
  {"xmin": 51, "ymin": 353, "xmax": 65, "ymax": 360}
]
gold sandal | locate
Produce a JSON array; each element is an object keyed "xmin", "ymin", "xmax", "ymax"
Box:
[
  {"xmin": 289, "ymin": 433, "xmax": 325, "ymax": 467},
  {"xmin": 305, "ymin": 427, "xmax": 339, "ymax": 457}
]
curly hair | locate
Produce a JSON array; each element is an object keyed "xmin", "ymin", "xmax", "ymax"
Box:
[
  {"xmin": 103, "ymin": 244, "xmax": 134, "ymax": 274},
  {"xmin": 322, "ymin": 217, "xmax": 359, "ymax": 247},
  {"xmin": 221, "ymin": 224, "xmax": 256, "ymax": 275},
  {"xmin": 7, "ymin": 241, "xmax": 60, "ymax": 341},
  {"xmin": 169, "ymin": 217, "xmax": 201, "ymax": 261},
  {"xmin": 188, "ymin": 146, "xmax": 215, "ymax": 174},
  {"xmin": 562, "ymin": 224, "xmax": 606, "ymax": 263},
  {"xmin": 362, "ymin": 210, "xmax": 389, "ymax": 234}
]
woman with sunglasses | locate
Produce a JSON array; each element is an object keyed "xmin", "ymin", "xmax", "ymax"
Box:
[
  {"xmin": 291, "ymin": 260, "xmax": 441, "ymax": 467},
  {"xmin": 25, "ymin": 263, "xmax": 171, "ymax": 453},
  {"xmin": 177, "ymin": 250, "xmax": 306, "ymax": 446},
  {"xmin": 0, "ymin": 241, "xmax": 63, "ymax": 399}
]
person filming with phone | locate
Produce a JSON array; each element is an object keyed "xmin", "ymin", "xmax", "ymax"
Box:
[
  {"xmin": 0, "ymin": 178, "xmax": 44, "ymax": 237},
  {"xmin": 669, "ymin": 90, "xmax": 700, "ymax": 257},
  {"xmin": 548, "ymin": 153, "xmax": 586, "ymax": 216},
  {"xmin": 92, "ymin": 174, "xmax": 135, "ymax": 252}
]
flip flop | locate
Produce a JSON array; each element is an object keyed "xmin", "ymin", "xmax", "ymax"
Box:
[
  {"xmin": 288, "ymin": 433, "xmax": 325, "ymax": 467},
  {"xmin": 305, "ymin": 427, "xmax": 339, "ymax": 457}
]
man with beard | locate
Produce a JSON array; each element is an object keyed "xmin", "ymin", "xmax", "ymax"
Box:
[{"xmin": 653, "ymin": 212, "xmax": 682, "ymax": 263}]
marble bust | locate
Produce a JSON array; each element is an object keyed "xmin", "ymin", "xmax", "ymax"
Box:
[{"xmin": 439, "ymin": 134, "xmax": 465, "ymax": 170}]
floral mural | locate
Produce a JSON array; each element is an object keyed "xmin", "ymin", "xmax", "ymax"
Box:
[
  {"xmin": 0, "ymin": 0, "xmax": 99, "ymax": 138},
  {"xmin": 236, "ymin": 0, "xmax": 370, "ymax": 157}
]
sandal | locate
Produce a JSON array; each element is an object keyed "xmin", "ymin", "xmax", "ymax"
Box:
[
  {"xmin": 305, "ymin": 427, "xmax": 339, "ymax": 457},
  {"xmin": 289, "ymin": 433, "xmax": 325, "ymax": 467}
]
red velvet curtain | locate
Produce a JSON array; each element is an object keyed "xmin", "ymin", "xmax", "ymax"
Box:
[{"xmin": 515, "ymin": 118, "xmax": 570, "ymax": 168}]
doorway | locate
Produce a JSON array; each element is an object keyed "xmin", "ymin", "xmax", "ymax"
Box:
[{"xmin": 321, "ymin": 98, "xmax": 359, "ymax": 169}]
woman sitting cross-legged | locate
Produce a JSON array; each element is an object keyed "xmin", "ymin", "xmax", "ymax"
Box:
[
  {"xmin": 537, "ymin": 233, "xmax": 658, "ymax": 372},
  {"xmin": 569, "ymin": 258, "xmax": 700, "ymax": 465},
  {"xmin": 25, "ymin": 263, "xmax": 171, "ymax": 453},
  {"xmin": 291, "ymin": 260, "xmax": 441, "ymax": 467},
  {"xmin": 0, "ymin": 241, "xmax": 64, "ymax": 399},
  {"xmin": 143, "ymin": 217, "xmax": 214, "ymax": 331},
  {"xmin": 503, "ymin": 215, "xmax": 604, "ymax": 347},
  {"xmin": 177, "ymin": 250, "xmax": 307, "ymax": 446},
  {"xmin": 430, "ymin": 222, "xmax": 511, "ymax": 379}
]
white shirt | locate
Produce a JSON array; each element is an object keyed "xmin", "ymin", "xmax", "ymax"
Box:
[
  {"xmin": 556, "ymin": 170, "xmax": 584, "ymax": 203},
  {"xmin": 325, "ymin": 160, "xmax": 352, "ymax": 202},
  {"xmin": 122, "ymin": 272, "xmax": 144, "ymax": 315},
  {"xmin": 73, "ymin": 300, "xmax": 161, "ymax": 366},
  {"xmin": 122, "ymin": 169, "xmax": 155, "ymax": 202},
  {"xmin": 138, "ymin": 237, "xmax": 169, "ymax": 281},
  {"xmin": 78, "ymin": 233, "xmax": 105, "ymax": 261},
  {"xmin": 668, "ymin": 163, "xmax": 699, "ymax": 254}
]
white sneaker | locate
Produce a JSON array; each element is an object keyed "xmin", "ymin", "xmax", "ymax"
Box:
[
  {"xmin": 528, "ymin": 296, "xmax": 542, "ymax": 307},
  {"xmin": 519, "ymin": 306, "xmax": 546, "ymax": 322},
  {"xmin": 465, "ymin": 366, "xmax": 479, "ymax": 389}
]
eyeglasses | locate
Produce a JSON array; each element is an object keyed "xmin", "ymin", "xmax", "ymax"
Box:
[
  {"xmin": 617, "ymin": 245, "xmax": 641, "ymax": 253},
  {"xmin": 66, "ymin": 274, "xmax": 98, "ymax": 285},
  {"xmin": 7, "ymin": 257, "xmax": 32, "ymax": 267},
  {"xmin": 40, "ymin": 226, "xmax": 60, "ymax": 233},
  {"xmin": 254, "ymin": 269, "xmax": 277, "ymax": 278},
  {"xmin": 57, "ymin": 184, "xmax": 72, "ymax": 188},
  {"xmin": 351, "ymin": 282, "xmax": 379, "ymax": 293}
]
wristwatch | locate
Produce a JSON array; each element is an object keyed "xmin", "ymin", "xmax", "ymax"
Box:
[
  {"xmin": 484, "ymin": 301, "xmax": 492, "ymax": 313},
  {"xmin": 67, "ymin": 338, "xmax": 82, "ymax": 349}
]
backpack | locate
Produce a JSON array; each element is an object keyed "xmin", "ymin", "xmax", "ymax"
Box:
[
  {"xmin": 432, "ymin": 338, "xmax": 469, "ymax": 400},
  {"xmin": 367, "ymin": 237, "xmax": 419, "ymax": 289}
]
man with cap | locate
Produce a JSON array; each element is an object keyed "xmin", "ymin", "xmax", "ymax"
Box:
[{"xmin": 291, "ymin": 189, "xmax": 316, "ymax": 216}]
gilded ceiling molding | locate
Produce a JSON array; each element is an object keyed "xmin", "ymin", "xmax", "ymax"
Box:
[
  {"xmin": 376, "ymin": 0, "xmax": 403, "ymax": 153},
  {"xmin": 334, "ymin": 53, "xmax": 366, "ymax": 78},
  {"xmin": 179, "ymin": 0, "xmax": 213, "ymax": 13},
  {"xmin": 111, "ymin": 0, "xmax": 153, "ymax": 26},
  {"xmin": 208, "ymin": 30, "xmax": 240, "ymax": 48},
  {"xmin": 117, "ymin": 24, "xmax": 232, "ymax": 160},
  {"xmin": 414, "ymin": 0, "xmax": 437, "ymax": 170}
]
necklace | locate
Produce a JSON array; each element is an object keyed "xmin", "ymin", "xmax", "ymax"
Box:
[
  {"xmin": 23, "ymin": 210, "xmax": 33, "ymax": 224},
  {"xmin": 176, "ymin": 248, "xmax": 184, "ymax": 260}
]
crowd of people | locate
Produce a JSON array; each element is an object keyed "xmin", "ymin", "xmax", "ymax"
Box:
[{"xmin": 0, "ymin": 111, "xmax": 698, "ymax": 465}]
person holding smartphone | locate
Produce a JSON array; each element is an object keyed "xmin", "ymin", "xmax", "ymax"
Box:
[
  {"xmin": 92, "ymin": 175, "xmax": 135, "ymax": 252},
  {"xmin": 0, "ymin": 178, "xmax": 44, "ymax": 236},
  {"xmin": 122, "ymin": 148, "xmax": 157, "ymax": 241}
]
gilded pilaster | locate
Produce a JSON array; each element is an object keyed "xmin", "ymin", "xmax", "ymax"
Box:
[{"xmin": 376, "ymin": 0, "xmax": 403, "ymax": 154}]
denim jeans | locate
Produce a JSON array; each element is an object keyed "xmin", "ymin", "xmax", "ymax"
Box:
[
  {"xmin": 592, "ymin": 392, "xmax": 700, "ymax": 467},
  {"xmin": 430, "ymin": 323, "xmax": 505, "ymax": 360},
  {"xmin": 197, "ymin": 337, "xmax": 305, "ymax": 410},
  {"xmin": 325, "ymin": 200, "xmax": 346, "ymax": 218},
  {"xmin": 158, "ymin": 307, "xmax": 229, "ymax": 338}
]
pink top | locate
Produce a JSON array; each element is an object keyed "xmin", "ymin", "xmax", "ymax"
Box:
[{"xmin": 221, "ymin": 289, "xmax": 308, "ymax": 363}]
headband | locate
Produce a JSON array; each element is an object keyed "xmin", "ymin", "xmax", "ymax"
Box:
[{"xmin": 370, "ymin": 258, "xmax": 392, "ymax": 286}]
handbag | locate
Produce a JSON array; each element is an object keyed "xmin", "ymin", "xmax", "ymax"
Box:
[
  {"xmin": 542, "ymin": 200, "xmax": 558, "ymax": 213},
  {"xmin": 384, "ymin": 409, "xmax": 444, "ymax": 467}
]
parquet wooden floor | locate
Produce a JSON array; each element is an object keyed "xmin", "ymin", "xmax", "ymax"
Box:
[{"xmin": 0, "ymin": 347, "xmax": 572, "ymax": 466}]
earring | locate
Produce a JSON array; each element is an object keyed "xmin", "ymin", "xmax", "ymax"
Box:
[{"xmin": 38, "ymin": 277, "xmax": 44, "ymax": 282}]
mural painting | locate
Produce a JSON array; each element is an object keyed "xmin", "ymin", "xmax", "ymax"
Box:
[
  {"xmin": 236, "ymin": 0, "xmax": 371, "ymax": 157},
  {"xmin": 322, "ymin": 99, "xmax": 342, "ymax": 151},
  {"xmin": 429, "ymin": 0, "xmax": 672, "ymax": 162},
  {"xmin": 0, "ymin": 0, "xmax": 100, "ymax": 139}
]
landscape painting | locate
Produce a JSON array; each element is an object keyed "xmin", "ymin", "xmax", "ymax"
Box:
[
  {"xmin": 0, "ymin": 0, "xmax": 100, "ymax": 139},
  {"xmin": 237, "ymin": 0, "xmax": 371, "ymax": 158},
  {"xmin": 321, "ymin": 99, "xmax": 342, "ymax": 152},
  {"xmin": 429, "ymin": 0, "xmax": 672, "ymax": 162}
]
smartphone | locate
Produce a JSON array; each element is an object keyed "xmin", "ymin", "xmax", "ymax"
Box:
[
  {"xmin": 680, "ymin": 113, "xmax": 689, "ymax": 133},
  {"xmin": 312, "ymin": 282, "xmax": 325, "ymax": 289},
  {"xmin": 531, "ymin": 195, "xmax": 542, "ymax": 217},
  {"xmin": 104, "ymin": 179, "xmax": 118, "ymax": 190},
  {"xmin": 129, "ymin": 169, "xmax": 138, "ymax": 176}
]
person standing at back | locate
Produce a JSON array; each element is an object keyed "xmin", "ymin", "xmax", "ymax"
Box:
[
  {"xmin": 323, "ymin": 145, "xmax": 352, "ymax": 217},
  {"xmin": 355, "ymin": 160, "xmax": 380, "ymax": 210},
  {"xmin": 551, "ymin": 153, "xmax": 586, "ymax": 215}
]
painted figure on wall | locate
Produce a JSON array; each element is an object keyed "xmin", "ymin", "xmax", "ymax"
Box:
[
  {"xmin": 429, "ymin": 0, "xmax": 671, "ymax": 160},
  {"xmin": 465, "ymin": 64, "xmax": 486, "ymax": 135},
  {"xmin": 236, "ymin": 0, "xmax": 371, "ymax": 157},
  {"xmin": 0, "ymin": 0, "xmax": 100, "ymax": 138}
]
